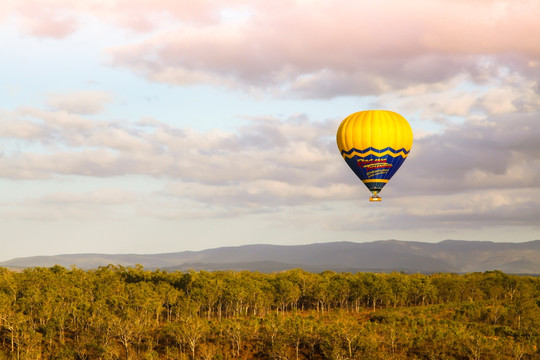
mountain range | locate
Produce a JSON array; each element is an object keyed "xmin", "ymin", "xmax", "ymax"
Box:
[{"xmin": 1, "ymin": 240, "xmax": 540, "ymax": 274}]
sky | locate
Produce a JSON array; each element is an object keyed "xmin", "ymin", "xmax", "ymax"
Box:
[{"xmin": 1, "ymin": 0, "xmax": 540, "ymax": 261}]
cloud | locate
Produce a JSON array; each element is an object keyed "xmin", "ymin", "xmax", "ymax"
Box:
[
  {"xmin": 0, "ymin": 108, "xmax": 339, "ymax": 182},
  {"xmin": 104, "ymin": 0, "xmax": 540, "ymax": 97},
  {"xmin": 396, "ymin": 111, "xmax": 540, "ymax": 196},
  {"xmin": 39, "ymin": 188, "xmax": 136, "ymax": 205},
  {"xmin": 0, "ymin": 110, "xmax": 47, "ymax": 140},
  {"xmin": 164, "ymin": 180, "xmax": 356, "ymax": 211},
  {"xmin": 2, "ymin": 105, "xmax": 540, "ymax": 195},
  {"xmin": 4, "ymin": 0, "xmax": 235, "ymax": 37},
  {"xmin": 0, "ymin": 188, "xmax": 138, "ymax": 221},
  {"xmin": 46, "ymin": 91, "xmax": 114, "ymax": 115},
  {"xmin": 2, "ymin": 104, "xmax": 540, "ymax": 231},
  {"xmin": 385, "ymin": 188, "xmax": 540, "ymax": 230},
  {"xmin": 373, "ymin": 71, "xmax": 540, "ymax": 122},
  {"xmin": 14, "ymin": 1, "xmax": 79, "ymax": 38},
  {"xmin": 4, "ymin": 1, "xmax": 539, "ymax": 99},
  {"xmin": 327, "ymin": 187, "xmax": 540, "ymax": 233}
]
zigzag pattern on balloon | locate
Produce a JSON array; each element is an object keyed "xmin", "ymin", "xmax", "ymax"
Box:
[{"xmin": 340, "ymin": 147, "xmax": 411, "ymax": 159}]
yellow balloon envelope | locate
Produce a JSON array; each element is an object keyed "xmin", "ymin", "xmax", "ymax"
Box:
[{"xmin": 336, "ymin": 110, "xmax": 413, "ymax": 201}]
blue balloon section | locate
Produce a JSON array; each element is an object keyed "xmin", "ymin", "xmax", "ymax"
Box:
[{"xmin": 341, "ymin": 147, "xmax": 410, "ymax": 193}]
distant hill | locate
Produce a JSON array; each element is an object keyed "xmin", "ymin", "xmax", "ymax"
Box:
[{"xmin": 1, "ymin": 240, "xmax": 539, "ymax": 274}]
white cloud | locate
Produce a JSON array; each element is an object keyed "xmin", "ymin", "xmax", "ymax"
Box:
[
  {"xmin": 2, "ymin": 105, "xmax": 540, "ymax": 232},
  {"xmin": 396, "ymin": 111, "xmax": 540, "ymax": 197},
  {"xmin": 0, "ymin": 188, "xmax": 137, "ymax": 221},
  {"xmin": 46, "ymin": 91, "xmax": 113, "ymax": 115}
]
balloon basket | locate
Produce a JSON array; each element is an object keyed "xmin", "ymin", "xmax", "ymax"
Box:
[{"xmin": 369, "ymin": 195, "xmax": 382, "ymax": 202}]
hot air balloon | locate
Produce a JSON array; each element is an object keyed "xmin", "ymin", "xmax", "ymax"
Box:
[{"xmin": 336, "ymin": 110, "xmax": 413, "ymax": 202}]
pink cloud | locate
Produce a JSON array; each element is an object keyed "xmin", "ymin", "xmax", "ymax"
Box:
[
  {"xmin": 9, "ymin": 1, "xmax": 540, "ymax": 56},
  {"xmin": 15, "ymin": 2, "xmax": 79, "ymax": 38},
  {"xmin": 0, "ymin": 119, "xmax": 46, "ymax": 140},
  {"xmin": 103, "ymin": 0, "xmax": 226, "ymax": 32},
  {"xmin": 6, "ymin": 1, "xmax": 539, "ymax": 95},
  {"xmin": 9, "ymin": 0, "xmax": 238, "ymax": 36},
  {"xmin": 22, "ymin": 15, "xmax": 77, "ymax": 38},
  {"xmin": 100, "ymin": 0, "xmax": 540, "ymax": 96}
]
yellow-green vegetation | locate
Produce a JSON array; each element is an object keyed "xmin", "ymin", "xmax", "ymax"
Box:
[{"xmin": 0, "ymin": 266, "xmax": 539, "ymax": 359}]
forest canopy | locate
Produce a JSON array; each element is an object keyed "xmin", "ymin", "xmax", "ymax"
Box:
[{"xmin": 0, "ymin": 266, "xmax": 539, "ymax": 359}]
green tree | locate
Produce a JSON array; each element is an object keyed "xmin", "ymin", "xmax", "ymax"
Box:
[{"xmin": 168, "ymin": 315, "xmax": 209, "ymax": 359}]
